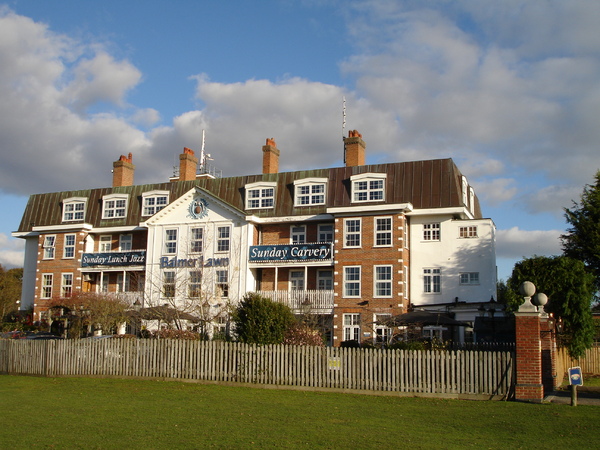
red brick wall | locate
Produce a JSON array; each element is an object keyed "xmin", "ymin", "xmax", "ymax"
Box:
[
  {"xmin": 514, "ymin": 313, "xmax": 544, "ymax": 402},
  {"xmin": 332, "ymin": 214, "xmax": 408, "ymax": 345}
]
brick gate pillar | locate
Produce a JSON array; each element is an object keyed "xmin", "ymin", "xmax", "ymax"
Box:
[{"xmin": 514, "ymin": 281, "xmax": 544, "ymax": 403}]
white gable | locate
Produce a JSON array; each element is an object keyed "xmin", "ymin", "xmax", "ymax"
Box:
[{"xmin": 144, "ymin": 187, "xmax": 246, "ymax": 226}]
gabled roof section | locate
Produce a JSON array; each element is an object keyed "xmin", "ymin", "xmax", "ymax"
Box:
[
  {"xmin": 15, "ymin": 158, "xmax": 481, "ymax": 234},
  {"xmin": 144, "ymin": 186, "xmax": 247, "ymax": 225}
]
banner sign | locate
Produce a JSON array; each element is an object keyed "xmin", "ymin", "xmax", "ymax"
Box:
[
  {"xmin": 81, "ymin": 251, "xmax": 146, "ymax": 267},
  {"xmin": 249, "ymin": 243, "xmax": 332, "ymax": 262}
]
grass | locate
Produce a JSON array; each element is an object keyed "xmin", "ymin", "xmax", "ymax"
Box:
[{"xmin": 1, "ymin": 376, "xmax": 599, "ymax": 449}]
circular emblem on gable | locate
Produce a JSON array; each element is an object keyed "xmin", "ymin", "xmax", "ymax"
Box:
[{"xmin": 188, "ymin": 198, "xmax": 208, "ymax": 219}]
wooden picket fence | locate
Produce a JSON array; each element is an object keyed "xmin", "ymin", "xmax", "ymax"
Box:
[
  {"xmin": 556, "ymin": 345, "xmax": 600, "ymax": 376},
  {"xmin": 0, "ymin": 339, "xmax": 514, "ymax": 399}
]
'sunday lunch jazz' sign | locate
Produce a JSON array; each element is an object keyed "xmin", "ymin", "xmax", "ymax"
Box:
[
  {"xmin": 249, "ymin": 243, "xmax": 332, "ymax": 262},
  {"xmin": 81, "ymin": 251, "xmax": 146, "ymax": 267}
]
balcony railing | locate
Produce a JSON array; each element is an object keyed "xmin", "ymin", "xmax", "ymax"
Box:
[{"xmin": 254, "ymin": 290, "xmax": 334, "ymax": 314}]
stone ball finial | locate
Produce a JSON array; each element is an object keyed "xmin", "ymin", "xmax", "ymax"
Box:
[
  {"xmin": 519, "ymin": 281, "xmax": 536, "ymax": 298},
  {"xmin": 532, "ymin": 293, "xmax": 548, "ymax": 307}
]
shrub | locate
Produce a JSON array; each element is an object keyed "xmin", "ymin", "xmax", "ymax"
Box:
[
  {"xmin": 283, "ymin": 323, "xmax": 324, "ymax": 346},
  {"xmin": 233, "ymin": 293, "xmax": 295, "ymax": 345}
]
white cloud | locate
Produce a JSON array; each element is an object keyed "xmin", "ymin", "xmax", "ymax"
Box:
[
  {"xmin": 474, "ymin": 178, "xmax": 518, "ymax": 206},
  {"xmin": 496, "ymin": 227, "xmax": 562, "ymax": 260},
  {"xmin": 524, "ymin": 184, "xmax": 582, "ymax": 216},
  {"xmin": 0, "ymin": 233, "xmax": 24, "ymax": 268},
  {"xmin": 0, "ymin": 9, "xmax": 152, "ymax": 195},
  {"xmin": 60, "ymin": 51, "xmax": 142, "ymax": 113}
]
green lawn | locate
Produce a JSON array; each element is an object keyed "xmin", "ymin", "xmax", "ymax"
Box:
[{"xmin": 1, "ymin": 376, "xmax": 598, "ymax": 449}]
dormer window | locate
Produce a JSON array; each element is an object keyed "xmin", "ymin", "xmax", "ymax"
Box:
[
  {"xmin": 462, "ymin": 176, "xmax": 469, "ymax": 206},
  {"xmin": 102, "ymin": 194, "xmax": 128, "ymax": 219},
  {"xmin": 294, "ymin": 178, "xmax": 327, "ymax": 206},
  {"xmin": 469, "ymin": 187, "xmax": 475, "ymax": 213},
  {"xmin": 142, "ymin": 191, "xmax": 169, "ymax": 216},
  {"xmin": 62, "ymin": 197, "xmax": 87, "ymax": 222},
  {"xmin": 351, "ymin": 173, "xmax": 386, "ymax": 203},
  {"xmin": 245, "ymin": 182, "xmax": 276, "ymax": 209}
]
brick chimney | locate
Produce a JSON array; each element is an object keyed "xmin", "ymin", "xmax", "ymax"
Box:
[
  {"xmin": 178, "ymin": 147, "xmax": 199, "ymax": 181},
  {"xmin": 344, "ymin": 130, "xmax": 366, "ymax": 167},
  {"xmin": 262, "ymin": 138, "xmax": 280, "ymax": 174},
  {"xmin": 112, "ymin": 153, "xmax": 135, "ymax": 187}
]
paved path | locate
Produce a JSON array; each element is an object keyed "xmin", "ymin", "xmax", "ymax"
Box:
[{"xmin": 545, "ymin": 387, "xmax": 600, "ymax": 406}]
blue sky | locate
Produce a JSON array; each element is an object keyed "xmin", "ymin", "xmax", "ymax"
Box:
[{"xmin": 2, "ymin": 0, "xmax": 600, "ymax": 282}]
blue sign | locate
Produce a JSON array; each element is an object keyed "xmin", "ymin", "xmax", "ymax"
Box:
[
  {"xmin": 81, "ymin": 251, "xmax": 146, "ymax": 267},
  {"xmin": 568, "ymin": 366, "xmax": 583, "ymax": 386},
  {"xmin": 249, "ymin": 243, "xmax": 332, "ymax": 262}
]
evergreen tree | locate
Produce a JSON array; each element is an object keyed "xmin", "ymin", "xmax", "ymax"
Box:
[
  {"xmin": 562, "ymin": 170, "xmax": 600, "ymax": 295},
  {"xmin": 506, "ymin": 255, "xmax": 595, "ymax": 358}
]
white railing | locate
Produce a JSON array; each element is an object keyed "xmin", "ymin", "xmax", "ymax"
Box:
[
  {"xmin": 105, "ymin": 292, "xmax": 143, "ymax": 305},
  {"xmin": 254, "ymin": 290, "xmax": 334, "ymax": 313}
]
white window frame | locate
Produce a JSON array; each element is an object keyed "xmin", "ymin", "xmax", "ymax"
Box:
[
  {"xmin": 61, "ymin": 273, "xmax": 73, "ymax": 297},
  {"xmin": 102, "ymin": 194, "xmax": 128, "ymax": 219},
  {"xmin": 99, "ymin": 235, "xmax": 112, "ymax": 252},
  {"xmin": 216, "ymin": 269, "xmax": 229, "ymax": 298},
  {"xmin": 62, "ymin": 197, "xmax": 87, "ymax": 222},
  {"xmin": 189, "ymin": 270, "xmax": 202, "ymax": 297},
  {"xmin": 41, "ymin": 274, "xmax": 53, "ymax": 299},
  {"xmin": 350, "ymin": 173, "xmax": 386, "ymax": 203},
  {"xmin": 63, "ymin": 234, "xmax": 76, "ymax": 259},
  {"xmin": 424, "ymin": 268, "xmax": 441, "ymax": 294},
  {"xmin": 289, "ymin": 270, "xmax": 305, "ymax": 291},
  {"xmin": 374, "ymin": 217, "xmax": 392, "ymax": 247},
  {"xmin": 317, "ymin": 270, "xmax": 333, "ymax": 291},
  {"xmin": 459, "ymin": 226, "xmax": 478, "ymax": 238},
  {"xmin": 291, "ymin": 225, "xmax": 306, "ymax": 244},
  {"xmin": 469, "ymin": 187, "xmax": 475, "ymax": 213},
  {"xmin": 164, "ymin": 229, "xmax": 178, "ymax": 255},
  {"xmin": 216, "ymin": 226, "xmax": 231, "ymax": 253},
  {"xmin": 462, "ymin": 176, "xmax": 469, "ymax": 206},
  {"xmin": 190, "ymin": 227, "xmax": 204, "ymax": 253},
  {"xmin": 293, "ymin": 178, "xmax": 327, "ymax": 206},
  {"xmin": 245, "ymin": 182, "xmax": 276, "ymax": 209},
  {"xmin": 318, "ymin": 224, "xmax": 334, "ymax": 243},
  {"xmin": 344, "ymin": 218, "xmax": 361, "ymax": 248},
  {"xmin": 343, "ymin": 266, "xmax": 361, "ymax": 298},
  {"xmin": 343, "ymin": 313, "xmax": 361, "ymax": 342},
  {"xmin": 459, "ymin": 272, "xmax": 480, "ymax": 285},
  {"xmin": 374, "ymin": 265, "xmax": 393, "ymax": 298},
  {"xmin": 423, "ymin": 326, "xmax": 445, "ymax": 340},
  {"xmin": 374, "ymin": 313, "xmax": 392, "ymax": 344},
  {"xmin": 142, "ymin": 190, "xmax": 169, "ymax": 216},
  {"xmin": 43, "ymin": 235, "xmax": 56, "ymax": 259},
  {"xmin": 163, "ymin": 271, "xmax": 176, "ymax": 298},
  {"xmin": 423, "ymin": 223, "xmax": 440, "ymax": 241},
  {"xmin": 116, "ymin": 273, "xmax": 132, "ymax": 293},
  {"xmin": 119, "ymin": 234, "xmax": 133, "ymax": 251}
]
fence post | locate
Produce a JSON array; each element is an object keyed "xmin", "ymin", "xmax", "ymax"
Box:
[{"xmin": 514, "ymin": 281, "xmax": 545, "ymax": 403}]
